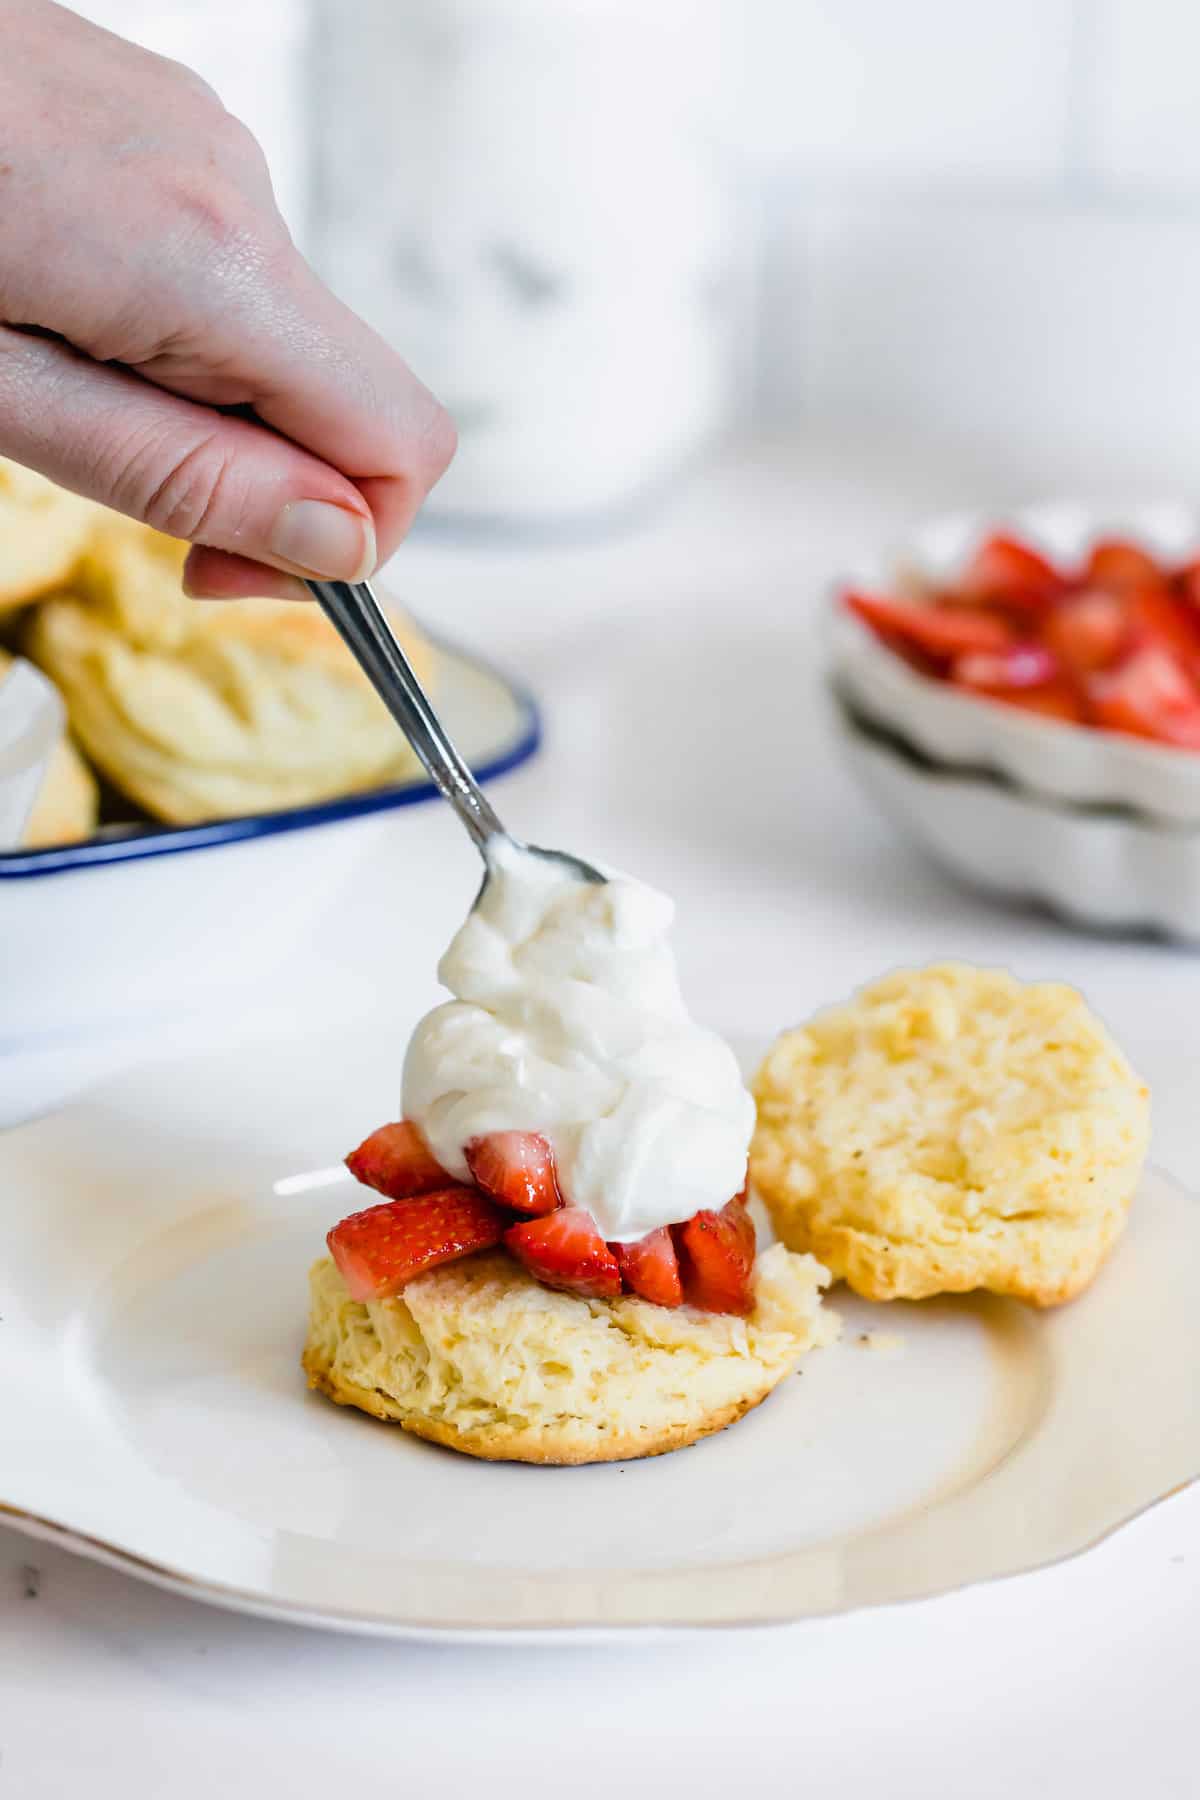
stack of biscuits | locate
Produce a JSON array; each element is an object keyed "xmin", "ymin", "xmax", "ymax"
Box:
[{"xmin": 0, "ymin": 459, "xmax": 434, "ymax": 846}]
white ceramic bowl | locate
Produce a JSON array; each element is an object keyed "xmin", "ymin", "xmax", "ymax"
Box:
[
  {"xmin": 831, "ymin": 501, "xmax": 1200, "ymax": 824},
  {"xmin": 835, "ymin": 700, "xmax": 1200, "ymax": 941},
  {"xmin": 2, "ymin": 641, "xmax": 539, "ymax": 1059}
]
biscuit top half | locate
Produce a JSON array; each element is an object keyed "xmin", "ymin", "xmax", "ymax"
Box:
[{"xmin": 751, "ymin": 962, "xmax": 1149, "ymax": 1237}]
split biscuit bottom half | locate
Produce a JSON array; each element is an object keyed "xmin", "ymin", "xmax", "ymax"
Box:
[{"xmin": 303, "ymin": 1244, "xmax": 839, "ymax": 1465}]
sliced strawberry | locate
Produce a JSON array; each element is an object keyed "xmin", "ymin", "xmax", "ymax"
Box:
[
  {"xmin": 674, "ymin": 1199, "xmax": 757, "ymax": 1316},
  {"xmin": 464, "ymin": 1131, "xmax": 561, "ymax": 1215},
  {"xmin": 1042, "ymin": 591, "xmax": 1129, "ymax": 675},
  {"xmin": 1175, "ymin": 559, "xmax": 1200, "ymax": 609},
  {"xmin": 845, "ymin": 590, "xmax": 1012, "ymax": 659},
  {"xmin": 328, "ymin": 1188, "xmax": 505, "ymax": 1301},
  {"xmin": 950, "ymin": 644, "xmax": 1058, "ymax": 691},
  {"xmin": 1083, "ymin": 538, "xmax": 1167, "ymax": 593},
  {"xmin": 345, "ymin": 1120, "xmax": 450, "ymax": 1200},
  {"xmin": 1124, "ymin": 586, "xmax": 1200, "ymax": 672},
  {"xmin": 504, "ymin": 1207, "xmax": 621, "ymax": 1299},
  {"xmin": 1089, "ymin": 645, "xmax": 1200, "ymax": 749},
  {"xmin": 876, "ymin": 634, "xmax": 943, "ymax": 680},
  {"xmin": 986, "ymin": 680, "xmax": 1087, "ymax": 723},
  {"xmin": 956, "ymin": 533, "xmax": 1067, "ymax": 610},
  {"xmin": 613, "ymin": 1227, "xmax": 683, "ymax": 1308}
]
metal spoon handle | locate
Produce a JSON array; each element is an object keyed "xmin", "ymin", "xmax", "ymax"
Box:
[{"xmin": 306, "ymin": 577, "xmax": 507, "ymax": 857}]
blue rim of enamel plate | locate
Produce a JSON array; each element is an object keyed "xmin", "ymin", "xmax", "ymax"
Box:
[{"xmin": 0, "ymin": 660, "xmax": 541, "ymax": 881}]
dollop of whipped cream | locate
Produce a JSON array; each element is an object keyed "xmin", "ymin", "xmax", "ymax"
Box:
[{"xmin": 402, "ymin": 841, "xmax": 754, "ymax": 1242}]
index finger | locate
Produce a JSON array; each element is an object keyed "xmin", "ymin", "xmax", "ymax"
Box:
[{"xmin": 141, "ymin": 246, "xmax": 457, "ymax": 565}]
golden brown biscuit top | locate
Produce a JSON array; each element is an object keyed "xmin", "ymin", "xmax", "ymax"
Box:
[{"xmin": 750, "ymin": 962, "xmax": 1150, "ymax": 1306}]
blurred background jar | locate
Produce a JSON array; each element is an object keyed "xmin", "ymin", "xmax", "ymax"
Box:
[
  {"xmin": 64, "ymin": 2, "xmax": 1200, "ymax": 521},
  {"xmin": 310, "ymin": 0, "xmax": 737, "ymax": 531}
]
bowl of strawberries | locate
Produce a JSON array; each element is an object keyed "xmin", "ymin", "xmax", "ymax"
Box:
[{"xmin": 829, "ymin": 502, "xmax": 1200, "ymax": 937}]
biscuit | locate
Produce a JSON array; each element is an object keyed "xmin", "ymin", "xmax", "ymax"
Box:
[
  {"xmin": 750, "ymin": 963, "xmax": 1149, "ymax": 1308},
  {"xmin": 0, "ymin": 460, "xmax": 96, "ymax": 613},
  {"xmin": 0, "ymin": 651, "xmax": 98, "ymax": 847},
  {"xmin": 24, "ymin": 516, "xmax": 435, "ymax": 824},
  {"xmin": 22, "ymin": 735, "xmax": 97, "ymax": 847},
  {"xmin": 302, "ymin": 1244, "xmax": 838, "ymax": 1464}
]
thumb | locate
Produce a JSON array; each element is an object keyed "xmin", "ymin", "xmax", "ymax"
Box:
[{"xmin": 0, "ymin": 326, "xmax": 377, "ymax": 593}]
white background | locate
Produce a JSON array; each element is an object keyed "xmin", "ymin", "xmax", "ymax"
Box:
[
  {"xmin": 3, "ymin": 437, "xmax": 1198, "ymax": 1793},
  {"xmin": 7, "ymin": 3, "xmax": 1200, "ymax": 1789},
  {"xmin": 69, "ymin": 0, "xmax": 1200, "ymax": 487}
]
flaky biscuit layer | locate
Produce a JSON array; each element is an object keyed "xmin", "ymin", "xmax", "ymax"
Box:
[{"xmin": 303, "ymin": 1245, "xmax": 838, "ymax": 1465}]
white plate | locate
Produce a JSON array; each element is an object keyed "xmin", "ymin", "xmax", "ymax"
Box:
[
  {"xmin": 3, "ymin": 1027, "xmax": 1198, "ymax": 1641},
  {"xmin": 831, "ymin": 500, "xmax": 1200, "ymax": 823},
  {"xmin": 836, "ymin": 704, "xmax": 1200, "ymax": 941}
]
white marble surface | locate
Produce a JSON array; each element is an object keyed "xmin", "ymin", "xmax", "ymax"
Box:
[{"xmin": 3, "ymin": 435, "xmax": 1197, "ymax": 1796}]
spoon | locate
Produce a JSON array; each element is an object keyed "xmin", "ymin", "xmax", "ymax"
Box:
[{"xmin": 305, "ymin": 577, "xmax": 605, "ymax": 888}]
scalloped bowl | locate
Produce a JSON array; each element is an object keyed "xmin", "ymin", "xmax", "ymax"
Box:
[
  {"xmin": 830, "ymin": 501, "xmax": 1200, "ymax": 825},
  {"xmin": 835, "ymin": 701, "xmax": 1200, "ymax": 941}
]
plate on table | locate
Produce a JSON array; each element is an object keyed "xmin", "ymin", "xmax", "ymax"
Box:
[{"xmin": 2, "ymin": 1026, "xmax": 1197, "ymax": 1642}]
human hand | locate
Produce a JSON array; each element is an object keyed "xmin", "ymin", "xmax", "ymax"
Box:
[{"xmin": 0, "ymin": 0, "xmax": 456, "ymax": 600}]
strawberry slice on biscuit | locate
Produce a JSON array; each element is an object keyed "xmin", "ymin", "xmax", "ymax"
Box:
[
  {"xmin": 613, "ymin": 1226, "xmax": 683, "ymax": 1307},
  {"xmin": 505, "ymin": 1206, "xmax": 622, "ymax": 1299},
  {"xmin": 465, "ymin": 1130, "xmax": 562, "ymax": 1215},
  {"xmin": 328, "ymin": 1188, "xmax": 506, "ymax": 1302},
  {"xmin": 675, "ymin": 1199, "xmax": 757, "ymax": 1315},
  {"xmin": 345, "ymin": 1120, "xmax": 450, "ymax": 1201}
]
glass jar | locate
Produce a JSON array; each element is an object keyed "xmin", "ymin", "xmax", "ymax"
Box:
[{"xmin": 312, "ymin": 0, "xmax": 734, "ymax": 530}]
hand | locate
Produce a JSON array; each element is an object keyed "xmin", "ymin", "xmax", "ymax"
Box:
[{"xmin": 0, "ymin": 0, "xmax": 456, "ymax": 600}]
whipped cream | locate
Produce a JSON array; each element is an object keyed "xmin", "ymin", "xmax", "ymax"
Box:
[{"xmin": 401, "ymin": 842, "xmax": 754, "ymax": 1242}]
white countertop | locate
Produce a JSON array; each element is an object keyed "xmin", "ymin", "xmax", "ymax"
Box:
[{"xmin": 3, "ymin": 435, "xmax": 1196, "ymax": 1796}]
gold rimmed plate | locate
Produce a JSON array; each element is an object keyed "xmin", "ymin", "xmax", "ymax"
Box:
[{"xmin": 2, "ymin": 1027, "xmax": 1197, "ymax": 1640}]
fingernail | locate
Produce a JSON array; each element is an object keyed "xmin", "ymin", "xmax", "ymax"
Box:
[{"xmin": 269, "ymin": 500, "xmax": 376, "ymax": 581}]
